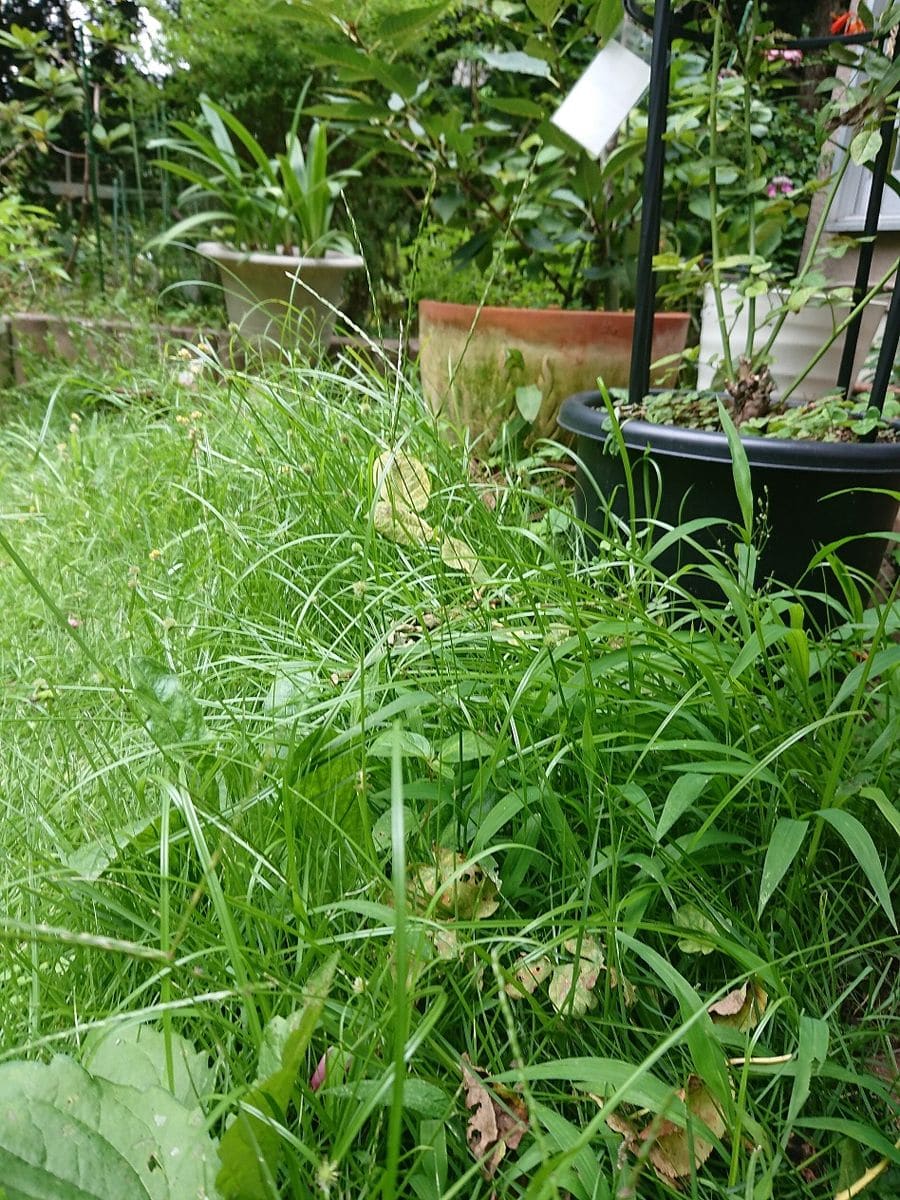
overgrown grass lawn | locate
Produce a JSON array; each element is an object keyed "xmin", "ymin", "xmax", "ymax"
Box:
[{"xmin": 0, "ymin": 351, "xmax": 897, "ymax": 1200}]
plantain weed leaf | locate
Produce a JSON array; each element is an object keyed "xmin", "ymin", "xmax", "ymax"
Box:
[
  {"xmin": 758, "ymin": 818, "xmax": 808, "ymax": 918},
  {"xmin": 217, "ymin": 954, "xmax": 338, "ymax": 1199},
  {"xmin": 81, "ymin": 1021, "xmax": 215, "ymax": 1111},
  {"xmin": 656, "ymin": 773, "xmax": 709, "ymax": 841},
  {"xmin": 816, "ymin": 808, "xmax": 896, "ymax": 928},
  {"xmin": 130, "ymin": 656, "xmax": 209, "ymax": 749},
  {"xmin": 0, "ymin": 1053, "xmax": 218, "ymax": 1200}
]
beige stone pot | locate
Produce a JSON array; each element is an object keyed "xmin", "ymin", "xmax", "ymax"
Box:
[
  {"xmin": 418, "ymin": 300, "xmax": 691, "ymax": 445},
  {"xmin": 198, "ymin": 242, "xmax": 363, "ymax": 355}
]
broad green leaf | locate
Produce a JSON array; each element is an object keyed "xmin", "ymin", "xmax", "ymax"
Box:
[
  {"xmin": 478, "ymin": 49, "xmax": 553, "ymax": 78},
  {"xmin": 369, "ymin": 730, "xmax": 432, "ymax": 760},
  {"xmin": 130, "ymin": 656, "xmax": 208, "ymax": 748},
  {"xmin": 482, "ymin": 96, "xmax": 544, "ymax": 118},
  {"xmin": 515, "ymin": 384, "xmax": 543, "ymax": 423},
  {"xmin": 81, "ymin": 1021, "xmax": 215, "ymax": 1111},
  {"xmin": 850, "ymin": 128, "xmax": 882, "ymax": 165},
  {"xmin": 438, "ymin": 730, "xmax": 495, "ymax": 762},
  {"xmin": 65, "ymin": 813, "xmax": 159, "ymax": 880},
  {"xmin": 656, "ymin": 773, "xmax": 709, "ymax": 841},
  {"xmin": 473, "ymin": 791, "xmax": 525, "ymax": 852},
  {"xmin": 674, "ymin": 903, "xmax": 717, "ymax": 954},
  {"xmin": 0, "ymin": 1054, "xmax": 217, "ymax": 1200},
  {"xmin": 796, "ymin": 1117, "xmax": 900, "ymax": 1165},
  {"xmin": 375, "ymin": 2, "xmax": 452, "ymax": 41},
  {"xmin": 526, "ymin": 0, "xmax": 560, "ymax": 23},
  {"xmin": 590, "ymin": 0, "xmax": 625, "ymax": 40},
  {"xmin": 786, "ymin": 1015, "xmax": 829, "ymax": 1131},
  {"xmin": 758, "ymin": 818, "xmax": 808, "ymax": 917},
  {"xmin": 499, "ymin": 1058, "xmax": 685, "ymax": 1119},
  {"xmin": 216, "ymin": 954, "xmax": 338, "ymax": 1199},
  {"xmin": 529, "ymin": 1103, "xmax": 604, "ymax": 1200},
  {"xmin": 817, "ymin": 808, "xmax": 896, "ymax": 927}
]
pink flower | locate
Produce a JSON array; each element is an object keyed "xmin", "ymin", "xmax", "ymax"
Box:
[
  {"xmin": 310, "ymin": 1048, "xmax": 333, "ymax": 1091},
  {"xmin": 766, "ymin": 175, "xmax": 795, "ymax": 198},
  {"xmin": 765, "ymin": 48, "xmax": 804, "ymax": 63}
]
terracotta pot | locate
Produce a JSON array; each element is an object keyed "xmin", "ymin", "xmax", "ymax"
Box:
[
  {"xmin": 198, "ymin": 242, "xmax": 363, "ymax": 355},
  {"xmin": 418, "ymin": 300, "xmax": 691, "ymax": 445}
]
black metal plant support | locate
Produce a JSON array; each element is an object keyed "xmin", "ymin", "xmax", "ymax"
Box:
[{"xmin": 626, "ymin": 0, "xmax": 900, "ymax": 423}]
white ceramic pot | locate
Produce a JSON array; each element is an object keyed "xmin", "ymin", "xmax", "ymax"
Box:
[
  {"xmin": 697, "ymin": 282, "xmax": 887, "ymax": 400},
  {"xmin": 198, "ymin": 242, "xmax": 363, "ymax": 354}
]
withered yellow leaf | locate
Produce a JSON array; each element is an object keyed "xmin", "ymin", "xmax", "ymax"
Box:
[
  {"xmin": 643, "ymin": 1076, "xmax": 728, "ymax": 1181},
  {"xmin": 372, "ymin": 449, "xmax": 430, "ymax": 512},
  {"xmin": 372, "ymin": 500, "xmax": 434, "ymax": 547},
  {"xmin": 440, "ymin": 535, "xmax": 487, "ymax": 582},
  {"xmin": 408, "ymin": 848, "xmax": 500, "ymax": 920},
  {"xmin": 504, "ymin": 955, "xmax": 552, "ymax": 999}
]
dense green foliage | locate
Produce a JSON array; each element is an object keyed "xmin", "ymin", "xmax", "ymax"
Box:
[{"xmin": 0, "ymin": 344, "xmax": 897, "ymax": 1197}]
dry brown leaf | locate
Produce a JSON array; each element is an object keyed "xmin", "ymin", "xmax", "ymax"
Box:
[
  {"xmin": 708, "ymin": 980, "xmax": 768, "ymax": 1032},
  {"xmin": 409, "ymin": 848, "xmax": 500, "ymax": 921},
  {"xmin": 605, "ymin": 1076, "xmax": 728, "ymax": 1185},
  {"xmin": 504, "ymin": 955, "xmax": 552, "ymax": 999},
  {"xmin": 461, "ymin": 1054, "xmax": 528, "ymax": 1179},
  {"xmin": 643, "ymin": 1076, "xmax": 727, "ymax": 1181},
  {"xmin": 372, "ymin": 450, "xmax": 431, "ymax": 512}
]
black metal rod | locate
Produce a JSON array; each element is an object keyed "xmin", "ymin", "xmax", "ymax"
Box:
[
  {"xmin": 628, "ymin": 0, "xmax": 673, "ymax": 406},
  {"xmin": 865, "ymin": 272, "xmax": 900, "ymax": 419}
]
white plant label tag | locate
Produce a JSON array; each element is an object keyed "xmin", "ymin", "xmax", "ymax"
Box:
[{"xmin": 551, "ymin": 40, "xmax": 651, "ymax": 158}]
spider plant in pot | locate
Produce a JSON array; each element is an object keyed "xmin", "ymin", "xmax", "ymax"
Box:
[
  {"xmin": 148, "ymin": 94, "xmax": 363, "ymax": 355},
  {"xmin": 558, "ymin": 0, "xmax": 900, "ymax": 619}
]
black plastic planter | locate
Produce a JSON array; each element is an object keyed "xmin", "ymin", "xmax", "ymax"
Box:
[{"xmin": 559, "ymin": 390, "xmax": 900, "ymax": 607}]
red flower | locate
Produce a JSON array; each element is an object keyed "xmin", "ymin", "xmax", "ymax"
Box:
[{"xmin": 830, "ymin": 10, "xmax": 867, "ymax": 35}]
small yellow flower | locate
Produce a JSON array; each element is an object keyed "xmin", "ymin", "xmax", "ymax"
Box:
[{"xmin": 148, "ymin": 548, "xmax": 161, "ymax": 561}]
